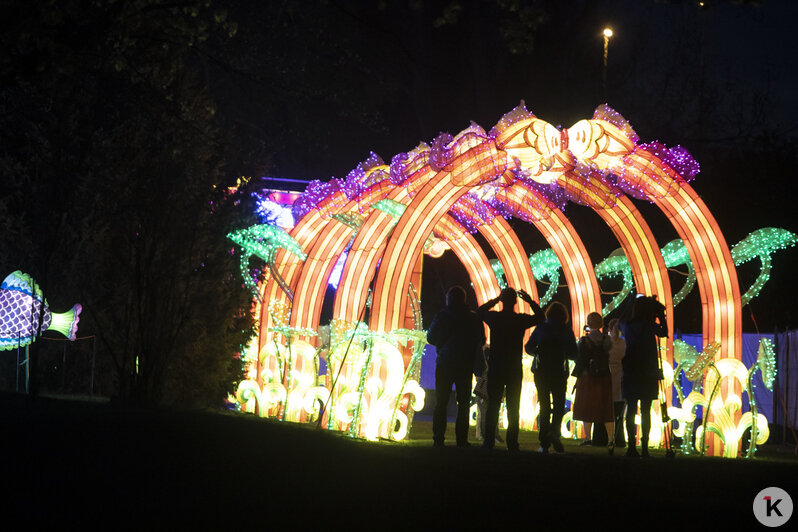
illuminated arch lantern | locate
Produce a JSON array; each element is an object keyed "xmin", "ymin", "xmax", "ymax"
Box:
[{"xmin": 232, "ymin": 103, "xmax": 769, "ymax": 458}]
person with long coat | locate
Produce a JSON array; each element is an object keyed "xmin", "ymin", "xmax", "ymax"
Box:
[
  {"xmin": 427, "ymin": 286, "xmax": 485, "ymax": 447},
  {"xmin": 572, "ymin": 312, "xmax": 616, "ymax": 455},
  {"xmin": 525, "ymin": 301, "xmax": 578, "ymax": 453}
]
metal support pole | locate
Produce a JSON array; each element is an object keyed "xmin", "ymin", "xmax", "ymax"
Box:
[
  {"xmin": 62, "ymin": 341, "xmax": 67, "ymax": 394},
  {"xmin": 16, "ymin": 333, "xmax": 20, "ymax": 393},
  {"xmin": 90, "ymin": 336, "xmax": 96, "ymax": 400},
  {"xmin": 25, "ymin": 345, "xmax": 30, "ymax": 394}
]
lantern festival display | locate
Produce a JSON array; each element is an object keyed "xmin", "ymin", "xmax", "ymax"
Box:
[{"xmin": 230, "ymin": 103, "xmax": 793, "ymax": 458}]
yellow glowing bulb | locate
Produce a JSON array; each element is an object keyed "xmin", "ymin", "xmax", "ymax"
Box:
[{"xmin": 603, "ymin": 28, "xmax": 613, "ymax": 38}]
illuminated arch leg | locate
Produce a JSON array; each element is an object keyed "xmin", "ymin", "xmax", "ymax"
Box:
[{"xmin": 624, "ymin": 152, "xmax": 742, "ymax": 456}]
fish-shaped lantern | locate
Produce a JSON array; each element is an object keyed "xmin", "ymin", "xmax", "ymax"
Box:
[{"xmin": 0, "ymin": 271, "xmax": 81, "ymax": 350}]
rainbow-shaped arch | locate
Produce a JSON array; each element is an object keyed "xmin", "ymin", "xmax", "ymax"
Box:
[{"xmin": 246, "ymin": 104, "xmax": 744, "ymax": 456}]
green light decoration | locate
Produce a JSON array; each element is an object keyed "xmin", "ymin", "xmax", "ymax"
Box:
[
  {"xmin": 672, "ymin": 339, "xmax": 702, "ymax": 455},
  {"xmin": 593, "ymin": 249, "xmax": 634, "ymax": 316},
  {"xmin": 323, "ymin": 320, "xmax": 427, "ymax": 439},
  {"xmin": 332, "ymin": 212, "xmax": 365, "ymax": 230},
  {"xmin": 372, "ymin": 198, "xmax": 407, "ymax": 219},
  {"xmin": 683, "ymin": 342, "xmax": 721, "ymax": 455},
  {"xmin": 527, "ymin": 248, "xmax": 562, "ymax": 307},
  {"xmin": 756, "ymin": 337, "xmax": 777, "ymax": 391},
  {"xmin": 490, "ymin": 259, "xmax": 507, "ymax": 290},
  {"xmin": 265, "ymin": 299, "xmax": 320, "ymax": 422},
  {"xmin": 669, "ymin": 338, "xmax": 775, "ymax": 458},
  {"xmin": 227, "ymin": 224, "xmax": 308, "ymax": 302},
  {"xmin": 730, "ymin": 228, "xmax": 798, "ymax": 306},
  {"xmin": 660, "ymin": 238, "xmax": 696, "ymax": 306},
  {"xmin": 591, "ymin": 228, "xmax": 795, "ymax": 313},
  {"xmin": 489, "ymin": 249, "xmax": 564, "ymax": 306},
  {"xmin": 684, "ymin": 342, "xmax": 720, "ymax": 384},
  {"xmin": 408, "ymin": 282, "xmax": 422, "ymax": 330},
  {"xmin": 746, "ymin": 337, "xmax": 778, "ymax": 458},
  {"xmin": 350, "ymin": 333, "xmax": 374, "ymax": 438}
]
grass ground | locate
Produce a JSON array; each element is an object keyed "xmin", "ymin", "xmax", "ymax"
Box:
[{"xmin": 3, "ymin": 393, "xmax": 797, "ymax": 529}]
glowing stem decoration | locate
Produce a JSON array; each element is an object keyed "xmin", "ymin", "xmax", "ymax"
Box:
[
  {"xmin": 593, "ymin": 250, "xmax": 634, "ymax": 316},
  {"xmin": 700, "ymin": 363, "xmax": 723, "ymax": 456},
  {"xmin": 490, "ymin": 259, "xmax": 508, "ymax": 290},
  {"xmin": 746, "ymin": 338, "xmax": 777, "ymax": 458},
  {"xmin": 527, "ymin": 249, "xmax": 562, "ymax": 306},
  {"xmin": 672, "ymin": 339, "xmax": 700, "ymax": 454},
  {"xmin": 746, "ymin": 364, "xmax": 761, "ymax": 459},
  {"xmin": 386, "ymin": 328, "xmax": 428, "ymax": 438},
  {"xmin": 350, "ymin": 337, "xmax": 374, "ymax": 438},
  {"xmin": 660, "ymin": 239, "xmax": 696, "ymax": 307},
  {"xmin": 730, "ymin": 228, "xmax": 798, "ymax": 306},
  {"xmin": 408, "ymin": 282, "xmax": 422, "ymax": 330},
  {"xmin": 757, "ymin": 337, "xmax": 777, "ymax": 391},
  {"xmin": 227, "ymin": 224, "xmax": 308, "ymax": 302}
]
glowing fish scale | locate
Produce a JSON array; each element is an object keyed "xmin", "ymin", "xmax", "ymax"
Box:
[{"xmin": 0, "ymin": 271, "xmax": 81, "ymax": 349}]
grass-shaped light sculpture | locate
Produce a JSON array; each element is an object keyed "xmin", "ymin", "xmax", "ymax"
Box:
[{"xmin": 227, "ymin": 224, "xmax": 308, "ymax": 302}]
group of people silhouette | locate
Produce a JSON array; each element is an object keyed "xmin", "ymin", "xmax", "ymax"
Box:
[{"xmin": 427, "ymin": 285, "xmax": 667, "ymax": 456}]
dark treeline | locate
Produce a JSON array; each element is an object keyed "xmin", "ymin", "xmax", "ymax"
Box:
[{"xmin": 0, "ymin": 0, "xmax": 255, "ymax": 405}]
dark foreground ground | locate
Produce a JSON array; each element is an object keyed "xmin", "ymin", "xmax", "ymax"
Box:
[{"xmin": 2, "ymin": 393, "xmax": 797, "ymax": 529}]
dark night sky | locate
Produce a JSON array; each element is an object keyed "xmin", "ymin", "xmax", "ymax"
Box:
[{"xmin": 214, "ymin": 0, "xmax": 798, "ymax": 332}]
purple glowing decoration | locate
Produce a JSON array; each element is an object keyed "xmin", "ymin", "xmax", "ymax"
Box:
[
  {"xmin": 429, "ymin": 132, "xmax": 455, "ymax": 172},
  {"xmin": 389, "ymin": 143, "xmax": 431, "ymax": 186},
  {"xmin": 292, "ymin": 178, "xmax": 345, "ymax": 220},
  {"xmin": 449, "ymin": 194, "xmax": 497, "ymax": 233},
  {"xmin": 664, "ymin": 145, "xmax": 700, "ymax": 182},
  {"xmin": 526, "ymin": 179, "xmax": 569, "ymax": 212},
  {"xmin": 488, "ymin": 100, "xmax": 536, "ymax": 139},
  {"xmin": 343, "ymin": 152, "xmax": 386, "ymax": 200},
  {"xmin": 593, "ymin": 104, "xmax": 639, "ymax": 144},
  {"xmin": 610, "ymin": 167, "xmax": 651, "ymax": 201},
  {"xmin": 388, "ymin": 152, "xmax": 412, "ymax": 185},
  {"xmin": 0, "ymin": 271, "xmax": 81, "ymax": 350}
]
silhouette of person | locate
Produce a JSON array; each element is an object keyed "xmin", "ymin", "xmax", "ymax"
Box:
[
  {"xmin": 572, "ymin": 312, "xmax": 616, "ymax": 455},
  {"xmin": 478, "ymin": 287, "xmax": 543, "ymax": 451},
  {"xmin": 427, "ymin": 286, "xmax": 485, "ymax": 447},
  {"xmin": 525, "ymin": 301, "xmax": 577, "ymax": 453},
  {"xmin": 618, "ymin": 294, "xmax": 667, "ymax": 458},
  {"xmin": 607, "ymin": 318, "xmax": 627, "ymax": 447}
]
